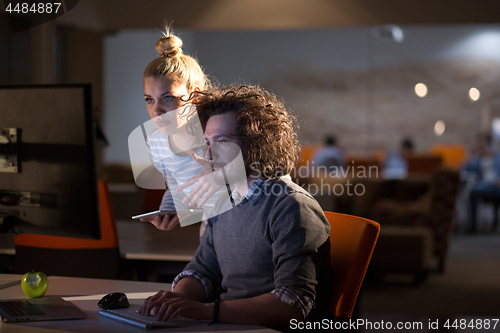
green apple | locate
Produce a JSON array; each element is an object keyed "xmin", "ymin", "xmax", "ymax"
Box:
[{"xmin": 21, "ymin": 271, "xmax": 48, "ymax": 298}]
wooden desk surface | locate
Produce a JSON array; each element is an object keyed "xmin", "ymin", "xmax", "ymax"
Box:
[{"xmin": 0, "ymin": 274, "xmax": 278, "ymax": 333}]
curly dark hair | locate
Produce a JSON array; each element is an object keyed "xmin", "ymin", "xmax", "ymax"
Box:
[{"xmin": 194, "ymin": 85, "xmax": 300, "ymax": 179}]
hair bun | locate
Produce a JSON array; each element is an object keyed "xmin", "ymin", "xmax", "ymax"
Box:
[{"xmin": 156, "ymin": 35, "xmax": 183, "ymax": 57}]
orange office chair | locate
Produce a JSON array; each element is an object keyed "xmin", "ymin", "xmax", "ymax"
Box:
[
  {"xmin": 13, "ymin": 180, "xmax": 121, "ymax": 279},
  {"xmin": 324, "ymin": 211, "xmax": 380, "ymax": 318}
]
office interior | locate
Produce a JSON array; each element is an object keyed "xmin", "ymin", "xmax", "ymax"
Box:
[{"xmin": 1, "ymin": 0, "xmax": 500, "ymax": 329}]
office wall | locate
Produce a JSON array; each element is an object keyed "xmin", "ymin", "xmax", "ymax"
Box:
[
  {"xmin": 0, "ymin": 13, "xmax": 31, "ymax": 85},
  {"xmin": 103, "ymin": 29, "xmax": 196, "ymax": 165},
  {"xmin": 103, "ymin": 25, "xmax": 500, "ymax": 165}
]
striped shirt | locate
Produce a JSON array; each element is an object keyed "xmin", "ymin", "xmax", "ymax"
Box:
[{"xmin": 146, "ymin": 128, "xmax": 203, "ymax": 195}]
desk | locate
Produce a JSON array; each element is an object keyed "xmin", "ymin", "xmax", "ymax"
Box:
[
  {"xmin": 117, "ymin": 220, "xmax": 200, "ymax": 279},
  {"xmin": 0, "ymin": 274, "xmax": 22, "ymax": 290},
  {"xmin": 117, "ymin": 220, "xmax": 200, "ymax": 262},
  {"xmin": 0, "ymin": 274, "xmax": 278, "ymax": 333}
]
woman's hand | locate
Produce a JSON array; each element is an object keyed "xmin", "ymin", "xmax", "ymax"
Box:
[
  {"xmin": 139, "ymin": 290, "xmax": 211, "ymax": 322},
  {"xmin": 176, "ymin": 152, "xmax": 223, "ymax": 208},
  {"xmin": 140, "ymin": 213, "xmax": 179, "ymax": 231}
]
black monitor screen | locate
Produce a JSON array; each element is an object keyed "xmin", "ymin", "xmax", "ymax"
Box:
[{"xmin": 0, "ymin": 84, "xmax": 100, "ymax": 240}]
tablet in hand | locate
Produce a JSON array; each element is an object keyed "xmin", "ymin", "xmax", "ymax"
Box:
[{"xmin": 131, "ymin": 209, "xmax": 202, "ymax": 220}]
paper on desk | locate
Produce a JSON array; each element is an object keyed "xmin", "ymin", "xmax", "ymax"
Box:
[
  {"xmin": 63, "ymin": 292, "xmax": 156, "ymax": 301},
  {"xmin": 0, "ymin": 280, "xmax": 21, "ymax": 290}
]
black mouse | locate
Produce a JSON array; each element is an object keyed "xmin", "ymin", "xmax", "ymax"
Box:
[{"xmin": 98, "ymin": 292, "xmax": 130, "ymax": 309}]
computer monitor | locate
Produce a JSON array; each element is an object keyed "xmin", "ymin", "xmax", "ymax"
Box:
[{"xmin": 0, "ymin": 84, "xmax": 101, "ymax": 240}]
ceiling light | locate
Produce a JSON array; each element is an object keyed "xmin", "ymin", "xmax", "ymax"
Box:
[
  {"xmin": 434, "ymin": 120, "xmax": 445, "ymax": 136},
  {"xmin": 415, "ymin": 83, "xmax": 428, "ymax": 98},
  {"xmin": 469, "ymin": 87, "xmax": 480, "ymax": 102}
]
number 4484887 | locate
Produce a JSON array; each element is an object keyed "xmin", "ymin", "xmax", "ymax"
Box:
[
  {"xmin": 444, "ymin": 319, "xmax": 498, "ymax": 330},
  {"xmin": 5, "ymin": 2, "xmax": 62, "ymax": 14}
]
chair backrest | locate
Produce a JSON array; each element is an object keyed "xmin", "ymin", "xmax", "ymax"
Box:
[
  {"xmin": 407, "ymin": 155, "xmax": 443, "ymax": 176},
  {"xmin": 14, "ymin": 180, "xmax": 121, "ymax": 279},
  {"xmin": 427, "ymin": 168, "xmax": 460, "ymax": 261},
  {"xmin": 431, "ymin": 143, "xmax": 467, "ymax": 170},
  {"xmin": 346, "ymin": 156, "xmax": 380, "ymax": 178},
  {"xmin": 324, "ymin": 211, "xmax": 380, "ymax": 318}
]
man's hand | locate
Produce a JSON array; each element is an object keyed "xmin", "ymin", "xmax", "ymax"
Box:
[
  {"xmin": 139, "ymin": 290, "xmax": 185, "ymax": 316},
  {"xmin": 140, "ymin": 213, "xmax": 179, "ymax": 231},
  {"xmin": 139, "ymin": 290, "xmax": 211, "ymax": 322}
]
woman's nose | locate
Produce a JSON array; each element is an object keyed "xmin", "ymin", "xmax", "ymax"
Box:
[{"xmin": 152, "ymin": 103, "xmax": 165, "ymax": 117}]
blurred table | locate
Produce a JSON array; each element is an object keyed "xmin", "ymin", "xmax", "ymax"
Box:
[
  {"xmin": 117, "ymin": 220, "xmax": 200, "ymax": 261},
  {"xmin": 117, "ymin": 220, "xmax": 200, "ymax": 279}
]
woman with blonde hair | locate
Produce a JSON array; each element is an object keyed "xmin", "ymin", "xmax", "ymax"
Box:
[{"xmin": 139, "ymin": 26, "xmax": 219, "ymax": 232}]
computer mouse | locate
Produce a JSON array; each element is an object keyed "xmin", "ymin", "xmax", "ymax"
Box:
[{"xmin": 98, "ymin": 292, "xmax": 130, "ymax": 310}]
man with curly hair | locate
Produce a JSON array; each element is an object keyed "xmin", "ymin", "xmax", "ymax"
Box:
[{"xmin": 140, "ymin": 85, "xmax": 331, "ymax": 329}]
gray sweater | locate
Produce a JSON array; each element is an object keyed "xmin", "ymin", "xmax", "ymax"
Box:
[{"xmin": 181, "ymin": 177, "xmax": 331, "ymax": 317}]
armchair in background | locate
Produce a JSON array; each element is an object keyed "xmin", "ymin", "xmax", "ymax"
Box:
[{"xmin": 370, "ymin": 168, "xmax": 460, "ymax": 274}]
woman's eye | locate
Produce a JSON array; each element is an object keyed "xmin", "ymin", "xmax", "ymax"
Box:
[
  {"xmin": 217, "ymin": 140, "xmax": 226, "ymax": 145},
  {"xmin": 145, "ymin": 98, "xmax": 153, "ymax": 104},
  {"xmin": 163, "ymin": 96, "xmax": 174, "ymax": 102}
]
